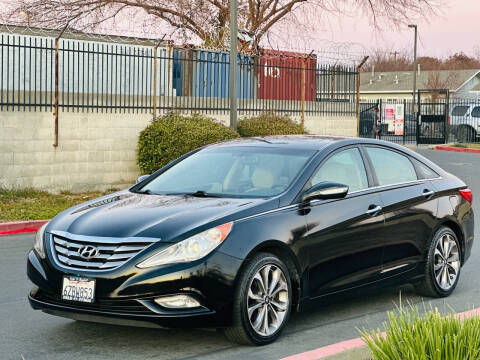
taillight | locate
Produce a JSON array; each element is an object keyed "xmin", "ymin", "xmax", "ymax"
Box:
[{"xmin": 459, "ymin": 189, "xmax": 473, "ymax": 204}]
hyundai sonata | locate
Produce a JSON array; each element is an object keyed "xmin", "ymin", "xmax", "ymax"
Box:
[{"xmin": 27, "ymin": 136, "xmax": 474, "ymax": 345}]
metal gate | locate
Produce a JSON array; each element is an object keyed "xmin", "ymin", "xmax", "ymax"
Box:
[
  {"xmin": 417, "ymin": 90, "xmax": 449, "ymax": 144},
  {"xmin": 359, "ymin": 101, "xmax": 378, "ymax": 138}
]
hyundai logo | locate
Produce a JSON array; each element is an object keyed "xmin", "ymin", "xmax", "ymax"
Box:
[{"xmin": 78, "ymin": 245, "xmax": 99, "ymax": 260}]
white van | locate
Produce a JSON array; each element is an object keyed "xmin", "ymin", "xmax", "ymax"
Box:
[{"xmin": 450, "ymin": 104, "xmax": 480, "ymax": 142}]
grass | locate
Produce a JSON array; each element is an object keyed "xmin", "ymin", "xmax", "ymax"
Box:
[
  {"xmin": 0, "ymin": 188, "xmax": 117, "ymax": 222},
  {"xmin": 452, "ymin": 143, "xmax": 480, "ymax": 149},
  {"xmin": 361, "ymin": 305, "xmax": 480, "ymax": 360}
]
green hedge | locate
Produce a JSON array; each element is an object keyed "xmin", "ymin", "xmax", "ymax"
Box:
[
  {"xmin": 237, "ymin": 112, "xmax": 307, "ymax": 137},
  {"xmin": 137, "ymin": 113, "xmax": 239, "ymax": 174}
]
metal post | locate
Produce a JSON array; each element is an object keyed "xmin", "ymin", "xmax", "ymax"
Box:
[
  {"xmin": 378, "ymin": 99, "xmax": 383, "ymax": 140},
  {"xmin": 408, "ymin": 25, "xmax": 418, "ymax": 114},
  {"xmin": 152, "ymin": 37, "xmax": 165, "ymax": 119},
  {"xmin": 356, "ymin": 56, "xmax": 369, "ymax": 137},
  {"xmin": 301, "ymin": 60, "xmax": 305, "ymax": 128},
  {"xmin": 301, "ymin": 51, "xmax": 314, "ymax": 129},
  {"xmin": 403, "ymin": 99, "xmax": 406, "ymax": 144},
  {"xmin": 229, "ymin": 0, "xmax": 238, "ymax": 130},
  {"xmin": 445, "ymin": 90, "xmax": 450, "ymax": 144},
  {"xmin": 53, "ymin": 23, "xmax": 69, "ymax": 147}
]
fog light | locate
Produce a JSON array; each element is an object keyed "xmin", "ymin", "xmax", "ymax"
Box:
[{"xmin": 154, "ymin": 295, "xmax": 200, "ymax": 309}]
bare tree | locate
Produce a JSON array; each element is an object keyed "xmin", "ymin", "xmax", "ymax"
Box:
[
  {"xmin": 5, "ymin": 0, "xmax": 440, "ymax": 49},
  {"xmin": 364, "ymin": 49, "xmax": 480, "ymax": 73},
  {"xmin": 424, "ymin": 71, "xmax": 458, "ymax": 101}
]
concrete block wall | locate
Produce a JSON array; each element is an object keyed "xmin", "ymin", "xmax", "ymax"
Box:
[
  {"xmin": 0, "ymin": 110, "xmax": 356, "ymax": 193},
  {"xmin": 0, "ymin": 111, "xmax": 151, "ymax": 192}
]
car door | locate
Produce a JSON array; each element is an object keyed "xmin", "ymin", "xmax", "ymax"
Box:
[
  {"xmin": 303, "ymin": 146, "xmax": 386, "ymax": 298},
  {"xmin": 362, "ymin": 146, "xmax": 439, "ymax": 277}
]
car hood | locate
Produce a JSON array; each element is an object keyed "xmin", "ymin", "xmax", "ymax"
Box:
[{"xmin": 48, "ymin": 191, "xmax": 271, "ymax": 241}]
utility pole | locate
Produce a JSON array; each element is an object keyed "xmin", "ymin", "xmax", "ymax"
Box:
[
  {"xmin": 229, "ymin": 0, "xmax": 238, "ymax": 130},
  {"xmin": 408, "ymin": 24, "xmax": 418, "ymax": 114},
  {"xmin": 390, "ymin": 51, "xmax": 399, "ymax": 63}
]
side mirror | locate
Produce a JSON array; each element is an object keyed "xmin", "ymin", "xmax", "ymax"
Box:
[
  {"xmin": 302, "ymin": 182, "xmax": 349, "ymax": 203},
  {"xmin": 136, "ymin": 174, "xmax": 150, "ymax": 183}
]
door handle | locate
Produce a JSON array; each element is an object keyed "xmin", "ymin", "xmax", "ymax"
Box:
[
  {"xmin": 366, "ymin": 205, "xmax": 382, "ymax": 216},
  {"xmin": 423, "ymin": 189, "xmax": 435, "ymax": 198}
]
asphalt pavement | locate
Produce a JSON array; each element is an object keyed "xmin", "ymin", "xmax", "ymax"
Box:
[{"xmin": 1, "ymin": 149, "xmax": 479, "ymax": 360}]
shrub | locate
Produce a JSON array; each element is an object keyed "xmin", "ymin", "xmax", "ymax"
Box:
[
  {"xmin": 237, "ymin": 112, "xmax": 307, "ymax": 137},
  {"xmin": 137, "ymin": 113, "xmax": 239, "ymax": 174},
  {"xmin": 361, "ymin": 306, "xmax": 480, "ymax": 360}
]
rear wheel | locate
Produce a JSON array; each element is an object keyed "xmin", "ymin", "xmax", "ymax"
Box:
[
  {"xmin": 415, "ymin": 227, "xmax": 461, "ymax": 298},
  {"xmin": 457, "ymin": 126, "xmax": 477, "ymax": 142},
  {"xmin": 224, "ymin": 253, "xmax": 292, "ymax": 345}
]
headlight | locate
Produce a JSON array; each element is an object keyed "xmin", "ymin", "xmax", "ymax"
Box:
[
  {"xmin": 33, "ymin": 222, "xmax": 49, "ymax": 258},
  {"xmin": 137, "ymin": 222, "xmax": 233, "ymax": 268}
]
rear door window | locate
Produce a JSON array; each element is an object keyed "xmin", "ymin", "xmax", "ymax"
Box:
[
  {"xmin": 411, "ymin": 158, "xmax": 439, "ymax": 179},
  {"xmin": 365, "ymin": 147, "xmax": 417, "ymax": 186},
  {"xmin": 451, "ymin": 106, "xmax": 470, "ymax": 116}
]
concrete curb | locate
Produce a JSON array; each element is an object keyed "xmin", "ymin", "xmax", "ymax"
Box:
[
  {"xmin": 0, "ymin": 220, "xmax": 49, "ymax": 236},
  {"xmin": 281, "ymin": 307, "xmax": 480, "ymax": 360},
  {"xmin": 435, "ymin": 145, "xmax": 480, "ymax": 154}
]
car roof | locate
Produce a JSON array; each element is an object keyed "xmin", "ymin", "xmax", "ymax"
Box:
[
  {"xmin": 209, "ymin": 135, "xmax": 352, "ymax": 151},
  {"xmin": 207, "ymin": 135, "xmax": 445, "ymax": 173},
  {"xmin": 209, "ymin": 135, "xmax": 412, "ymax": 152}
]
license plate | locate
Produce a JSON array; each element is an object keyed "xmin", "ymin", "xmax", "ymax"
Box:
[{"xmin": 62, "ymin": 276, "xmax": 95, "ymax": 303}]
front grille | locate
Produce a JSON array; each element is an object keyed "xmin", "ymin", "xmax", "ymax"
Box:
[{"xmin": 49, "ymin": 230, "xmax": 157, "ymax": 271}]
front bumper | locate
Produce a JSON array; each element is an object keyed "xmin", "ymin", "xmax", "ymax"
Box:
[{"xmin": 27, "ymin": 249, "xmax": 243, "ymax": 328}]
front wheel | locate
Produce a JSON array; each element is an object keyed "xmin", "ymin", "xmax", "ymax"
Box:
[
  {"xmin": 415, "ymin": 227, "xmax": 461, "ymax": 298},
  {"xmin": 224, "ymin": 253, "xmax": 292, "ymax": 345}
]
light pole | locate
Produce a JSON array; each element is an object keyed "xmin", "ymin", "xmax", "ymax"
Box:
[
  {"xmin": 229, "ymin": 0, "xmax": 238, "ymax": 130},
  {"xmin": 408, "ymin": 24, "xmax": 418, "ymax": 114},
  {"xmin": 19, "ymin": 10, "xmax": 30, "ymax": 26}
]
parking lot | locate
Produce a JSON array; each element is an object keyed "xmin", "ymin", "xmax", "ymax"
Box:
[{"xmin": 1, "ymin": 149, "xmax": 479, "ymax": 360}]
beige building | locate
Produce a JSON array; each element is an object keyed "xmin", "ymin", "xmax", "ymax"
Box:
[{"xmin": 360, "ymin": 69, "xmax": 480, "ymax": 101}]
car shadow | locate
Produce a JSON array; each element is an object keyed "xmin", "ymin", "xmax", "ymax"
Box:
[{"xmin": 41, "ymin": 284, "xmax": 420, "ymax": 353}]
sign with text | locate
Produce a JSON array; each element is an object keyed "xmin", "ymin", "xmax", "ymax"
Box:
[
  {"xmin": 384, "ymin": 104, "xmax": 395, "ymax": 132},
  {"xmin": 394, "ymin": 103, "xmax": 405, "ymax": 135}
]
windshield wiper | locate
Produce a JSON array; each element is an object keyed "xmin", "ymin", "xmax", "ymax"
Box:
[
  {"xmin": 134, "ymin": 189, "xmax": 157, "ymax": 195},
  {"xmin": 184, "ymin": 190, "xmax": 222, "ymax": 198}
]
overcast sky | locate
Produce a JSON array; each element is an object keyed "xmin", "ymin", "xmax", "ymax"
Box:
[{"xmin": 329, "ymin": 0, "xmax": 480, "ymax": 58}]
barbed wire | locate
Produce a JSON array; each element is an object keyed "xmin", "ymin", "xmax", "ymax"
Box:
[{"xmin": 0, "ymin": 22, "xmax": 365, "ymax": 66}]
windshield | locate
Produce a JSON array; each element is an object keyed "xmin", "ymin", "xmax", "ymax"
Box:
[{"xmin": 138, "ymin": 146, "xmax": 315, "ymax": 198}]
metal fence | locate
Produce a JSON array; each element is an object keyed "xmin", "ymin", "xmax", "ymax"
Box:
[
  {"xmin": 360, "ymin": 98, "xmax": 480, "ymax": 145},
  {"xmin": 0, "ymin": 32, "xmax": 357, "ymax": 117}
]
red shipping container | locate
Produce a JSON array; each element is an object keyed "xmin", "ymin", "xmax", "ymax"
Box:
[{"xmin": 257, "ymin": 50, "xmax": 317, "ymax": 101}]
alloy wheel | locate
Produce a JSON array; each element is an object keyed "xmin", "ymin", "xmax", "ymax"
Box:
[
  {"xmin": 246, "ymin": 264, "xmax": 289, "ymax": 336},
  {"xmin": 434, "ymin": 233, "xmax": 460, "ymax": 291}
]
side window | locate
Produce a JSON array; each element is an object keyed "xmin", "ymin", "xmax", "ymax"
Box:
[
  {"xmin": 311, "ymin": 148, "xmax": 368, "ymax": 192},
  {"xmin": 451, "ymin": 106, "xmax": 469, "ymax": 116},
  {"xmin": 471, "ymin": 106, "xmax": 480, "ymax": 118},
  {"xmin": 411, "ymin": 158, "xmax": 439, "ymax": 179},
  {"xmin": 366, "ymin": 147, "xmax": 417, "ymax": 186}
]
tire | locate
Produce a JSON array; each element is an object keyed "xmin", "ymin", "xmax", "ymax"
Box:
[
  {"xmin": 223, "ymin": 252, "xmax": 292, "ymax": 345},
  {"xmin": 415, "ymin": 227, "xmax": 462, "ymax": 298},
  {"xmin": 457, "ymin": 126, "xmax": 476, "ymax": 143}
]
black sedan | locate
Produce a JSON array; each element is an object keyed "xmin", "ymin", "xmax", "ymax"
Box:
[{"xmin": 27, "ymin": 136, "xmax": 474, "ymax": 345}]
